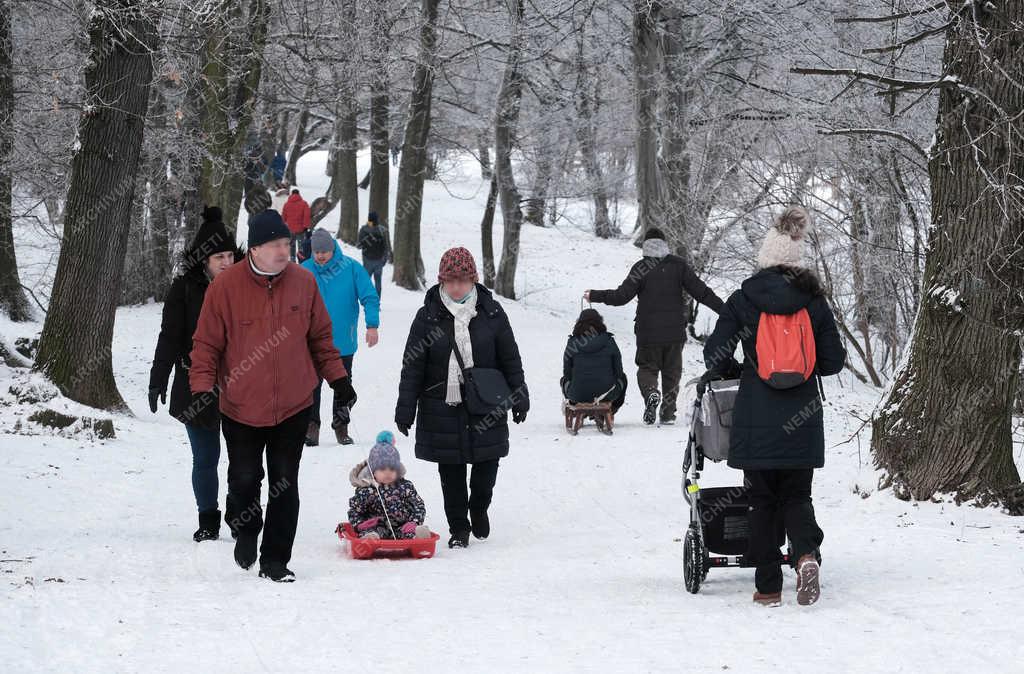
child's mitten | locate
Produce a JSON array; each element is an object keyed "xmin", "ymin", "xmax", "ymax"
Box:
[
  {"xmin": 356, "ymin": 517, "xmax": 381, "ymax": 531},
  {"xmin": 400, "ymin": 521, "xmax": 418, "ymax": 536}
]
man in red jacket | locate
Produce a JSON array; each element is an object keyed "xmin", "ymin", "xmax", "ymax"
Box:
[
  {"xmin": 281, "ymin": 188, "xmax": 311, "ymax": 262},
  {"xmin": 190, "ymin": 209, "xmax": 355, "ymax": 582}
]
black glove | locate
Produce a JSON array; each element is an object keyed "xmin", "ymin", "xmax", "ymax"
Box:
[
  {"xmin": 330, "ymin": 376, "xmax": 356, "ymax": 406},
  {"xmin": 148, "ymin": 387, "xmax": 166, "ymax": 414},
  {"xmin": 396, "ymin": 422, "xmax": 410, "ymax": 437},
  {"xmin": 512, "ymin": 409, "xmax": 527, "ymax": 424}
]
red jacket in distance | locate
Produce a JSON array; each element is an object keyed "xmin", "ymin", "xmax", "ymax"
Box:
[
  {"xmin": 189, "ymin": 257, "xmax": 348, "ymax": 427},
  {"xmin": 281, "ymin": 192, "xmax": 311, "ymax": 235}
]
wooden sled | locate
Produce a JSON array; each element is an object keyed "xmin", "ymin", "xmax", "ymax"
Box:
[{"xmin": 563, "ymin": 400, "xmax": 614, "ymax": 436}]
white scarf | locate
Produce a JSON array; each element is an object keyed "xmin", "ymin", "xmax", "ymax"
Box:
[{"xmin": 439, "ymin": 285, "xmax": 478, "ymax": 406}]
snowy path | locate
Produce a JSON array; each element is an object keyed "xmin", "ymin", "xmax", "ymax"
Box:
[{"xmin": 3, "ymin": 152, "xmax": 1023, "ymax": 672}]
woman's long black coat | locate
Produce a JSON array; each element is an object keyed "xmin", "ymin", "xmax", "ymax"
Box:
[{"xmin": 395, "ymin": 284, "xmax": 528, "ymax": 464}]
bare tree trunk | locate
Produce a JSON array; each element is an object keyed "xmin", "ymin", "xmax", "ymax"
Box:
[
  {"xmin": 493, "ymin": 0, "xmax": 525, "ymax": 299},
  {"xmin": 872, "ymin": 4, "xmax": 1024, "ymax": 512},
  {"xmin": 478, "ymin": 129, "xmax": 492, "ymax": 179},
  {"xmin": 0, "ymin": 0, "xmax": 32, "ymax": 321},
  {"xmin": 284, "ymin": 92, "xmax": 310, "ymax": 187},
  {"xmin": 524, "ymin": 93, "xmax": 558, "ymax": 227},
  {"xmin": 35, "ymin": 1, "xmax": 158, "ymax": 410},
  {"xmin": 368, "ymin": 2, "xmax": 392, "ymax": 231},
  {"xmin": 197, "ymin": 0, "xmax": 270, "ymax": 236},
  {"xmin": 480, "ymin": 174, "xmax": 497, "ymax": 288},
  {"xmin": 574, "ymin": 35, "xmax": 613, "ymax": 239},
  {"xmin": 392, "ymin": 0, "xmax": 441, "ymax": 290},
  {"xmin": 632, "ymin": 0, "xmax": 663, "ymax": 237}
]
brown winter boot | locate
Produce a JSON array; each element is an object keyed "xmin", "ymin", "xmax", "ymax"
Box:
[
  {"xmin": 305, "ymin": 421, "xmax": 320, "ymax": 447},
  {"xmin": 752, "ymin": 591, "xmax": 782, "ymax": 607},
  {"xmin": 796, "ymin": 554, "xmax": 821, "ymax": 606},
  {"xmin": 334, "ymin": 424, "xmax": 353, "ymax": 445}
]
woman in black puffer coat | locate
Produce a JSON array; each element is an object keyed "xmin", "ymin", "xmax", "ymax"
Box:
[
  {"xmin": 561, "ymin": 308, "xmax": 627, "ymax": 418},
  {"xmin": 703, "ymin": 206, "xmax": 846, "ymax": 607},
  {"xmin": 148, "ymin": 206, "xmax": 243, "ymax": 542},
  {"xmin": 395, "ymin": 247, "xmax": 528, "ymax": 549}
]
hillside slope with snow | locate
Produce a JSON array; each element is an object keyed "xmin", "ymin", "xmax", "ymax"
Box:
[{"xmin": 2, "ymin": 152, "xmax": 1022, "ymax": 673}]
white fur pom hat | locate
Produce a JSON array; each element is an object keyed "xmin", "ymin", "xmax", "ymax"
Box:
[{"xmin": 756, "ymin": 206, "xmax": 811, "ymax": 269}]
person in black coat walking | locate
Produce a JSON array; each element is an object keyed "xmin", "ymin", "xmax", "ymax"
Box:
[
  {"xmin": 561, "ymin": 308, "xmax": 627, "ymax": 422},
  {"xmin": 585, "ymin": 228, "xmax": 723, "ymax": 426},
  {"xmin": 148, "ymin": 206, "xmax": 243, "ymax": 542},
  {"xmin": 703, "ymin": 206, "xmax": 846, "ymax": 606},
  {"xmin": 395, "ymin": 247, "xmax": 528, "ymax": 549},
  {"xmin": 357, "ymin": 211, "xmax": 391, "ymax": 298}
]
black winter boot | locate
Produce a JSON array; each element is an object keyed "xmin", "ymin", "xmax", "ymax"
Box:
[
  {"xmin": 470, "ymin": 510, "xmax": 490, "ymax": 540},
  {"xmin": 234, "ymin": 533, "xmax": 258, "ymax": 570},
  {"xmin": 193, "ymin": 509, "xmax": 221, "ymax": 542},
  {"xmin": 643, "ymin": 391, "xmax": 661, "ymax": 425},
  {"xmin": 448, "ymin": 531, "xmax": 470, "ymax": 549},
  {"xmin": 334, "ymin": 424, "xmax": 353, "ymax": 445},
  {"xmin": 258, "ymin": 562, "xmax": 296, "ymax": 583}
]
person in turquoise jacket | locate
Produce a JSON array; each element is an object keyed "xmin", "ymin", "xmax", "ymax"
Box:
[{"xmin": 302, "ymin": 228, "xmax": 381, "ymax": 446}]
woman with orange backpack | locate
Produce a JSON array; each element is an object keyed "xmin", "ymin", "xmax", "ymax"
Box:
[{"xmin": 702, "ymin": 206, "xmax": 846, "ymax": 607}]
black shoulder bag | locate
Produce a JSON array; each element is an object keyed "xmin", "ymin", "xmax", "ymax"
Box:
[{"xmin": 445, "ymin": 325, "xmax": 515, "ymax": 418}]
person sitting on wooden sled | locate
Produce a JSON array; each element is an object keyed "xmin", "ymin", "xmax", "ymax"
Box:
[
  {"xmin": 348, "ymin": 431, "xmax": 431, "ymax": 540},
  {"xmin": 561, "ymin": 308, "xmax": 628, "ymax": 429}
]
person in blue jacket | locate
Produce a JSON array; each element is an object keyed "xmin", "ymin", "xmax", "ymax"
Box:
[{"xmin": 301, "ymin": 228, "xmax": 381, "ymax": 445}]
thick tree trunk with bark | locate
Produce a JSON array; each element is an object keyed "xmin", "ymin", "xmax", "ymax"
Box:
[
  {"xmin": 574, "ymin": 38, "xmax": 613, "ymax": 239},
  {"xmin": 368, "ymin": 3, "xmax": 392, "ymax": 231},
  {"xmin": 872, "ymin": 4, "xmax": 1024, "ymax": 512},
  {"xmin": 493, "ymin": 0, "xmax": 525, "ymax": 299},
  {"xmin": 632, "ymin": 0, "xmax": 663, "ymax": 237},
  {"xmin": 35, "ymin": 2, "xmax": 158, "ymax": 410},
  {"xmin": 392, "ymin": 0, "xmax": 440, "ymax": 290},
  {"xmin": 197, "ymin": 0, "xmax": 269, "ymax": 235},
  {"xmin": 0, "ymin": 1, "xmax": 32, "ymax": 321}
]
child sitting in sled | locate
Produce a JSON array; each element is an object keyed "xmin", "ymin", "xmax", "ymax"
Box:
[{"xmin": 348, "ymin": 431, "xmax": 431, "ymax": 540}]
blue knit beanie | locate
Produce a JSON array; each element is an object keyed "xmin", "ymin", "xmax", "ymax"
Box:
[{"xmin": 368, "ymin": 430, "xmax": 401, "ymax": 473}]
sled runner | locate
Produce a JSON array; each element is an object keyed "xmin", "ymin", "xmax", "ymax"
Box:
[
  {"xmin": 681, "ymin": 372, "xmax": 794, "ymax": 594},
  {"xmin": 562, "ymin": 400, "xmax": 614, "ymax": 435},
  {"xmin": 336, "ymin": 522, "xmax": 440, "ymax": 559}
]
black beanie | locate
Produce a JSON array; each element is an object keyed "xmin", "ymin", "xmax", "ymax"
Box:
[
  {"xmin": 368, "ymin": 211, "xmax": 379, "ymax": 224},
  {"xmin": 184, "ymin": 219, "xmax": 235, "ymax": 271},
  {"xmin": 248, "ymin": 209, "xmax": 291, "ymax": 248},
  {"xmin": 643, "ymin": 227, "xmax": 665, "ymax": 242},
  {"xmin": 202, "ymin": 205, "xmax": 223, "ymax": 224}
]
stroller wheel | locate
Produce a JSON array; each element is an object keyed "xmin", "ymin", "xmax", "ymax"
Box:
[{"xmin": 683, "ymin": 523, "xmax": 704, "ymax": 594}]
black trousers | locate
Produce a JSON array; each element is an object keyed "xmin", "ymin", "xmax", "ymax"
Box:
[
  {"xmin": 222, "ymin": 406, "xmax": 311, "ymax": 567},
  {"xmin": 744, "ymin": 468, "xmax": 824, "ymax": 594},
  {"xmin": 437, "ymin": 460, "xmax": 500, "ymax": 534},
  {"xmin": 311, "ymin": 354, "xmax": 354, "ymax": 428},
  {"xmin": 635, "ymin": 342, "xmax": 684, "ymax": 420}
]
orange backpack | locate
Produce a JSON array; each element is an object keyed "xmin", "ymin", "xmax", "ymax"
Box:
[{"xmin": 755, "ymin": 309, "xmax": 816, "ymax": 389}]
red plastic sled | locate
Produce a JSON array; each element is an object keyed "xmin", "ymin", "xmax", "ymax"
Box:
[{"xmin": 336, "ymin": 522, "xmax": 440, "ymax": 559}]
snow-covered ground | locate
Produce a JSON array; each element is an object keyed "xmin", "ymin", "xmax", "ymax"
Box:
[{"xmin": 2, "ymin": 152, "xmax": 1023, "ymax": 673}]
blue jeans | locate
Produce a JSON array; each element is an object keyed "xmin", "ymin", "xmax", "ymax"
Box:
[
  {"xmin": 185, "ymin": 424, "xmax": 221, "ymax": 513},
  {"xmin": 363, "ymin": 256, "xmax": 385, "ymax": 298},
  {"xmin": 312, "ymin": 354, "xmax": 354, "ymax": 427}
]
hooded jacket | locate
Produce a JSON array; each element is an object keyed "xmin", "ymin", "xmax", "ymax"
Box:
[
  {"xmin": 702, "ymin": 266, "xmax": 846, "ymax": 469},
  {"xmin": 301, "ymin": 240, "xmax": 380, "ymax": 356},
  {"xmin": 562, "ymin": 331, "xmax": 626, "ymax": 403},
  {"xmin": 589, "ymin": 240, "xmax": 724, "ymax": 346}
]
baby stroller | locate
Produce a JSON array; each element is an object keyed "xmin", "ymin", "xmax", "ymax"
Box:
[{"xmin": 681, "ymin": 370, "xmax": 792, "ymax": 594}]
